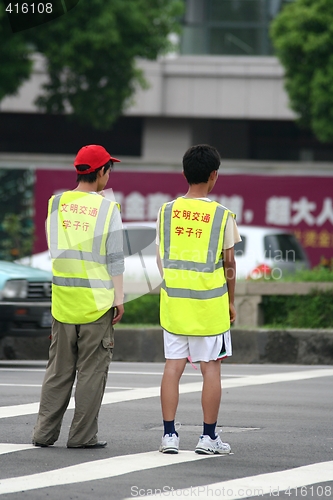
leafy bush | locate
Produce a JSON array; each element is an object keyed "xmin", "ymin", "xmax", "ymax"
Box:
[
  {"xmin": 121, "ymin": 294, "xmax": 160, "ymax": 325},
  {"xmin": 120, "ymin": 268, "xmax": 333, "ymax": 328},
  {"xmin": 262, "ymin": 290, "xmax": 333, "ymax": 328},
  {"xmin": 280, "ymin": 266, "xmax": 333, "ymax": 282}
]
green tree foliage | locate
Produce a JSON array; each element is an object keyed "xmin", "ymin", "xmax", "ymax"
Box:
[
  {"xmin": 121, "ymin": 294, "xmax": 160, "ymax": 325},
  {"xmin": 0, "ymin": 0, "xmax": 183, "ymax": 129},
  {"xmin": 271, "ymin": 0, "xmax": 333, "ymax": 142},
  {"xmin": 0, "ymin": 4, "xmax": 32, "ymax": 101},
  {"xmin": 262, "ymin": 290, "xmax": 333, "ymax": 328},
  {"xmin": 0, "ymin": 170, "xmax": 35, "ymax": 261},
  {"xmin": 121, "ymin": 287, "xmax": 333, "ymax": 328}
]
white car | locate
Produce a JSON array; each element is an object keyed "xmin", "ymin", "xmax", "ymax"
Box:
[
  {"xmin": 122, "ymin": 222, "xmax": 310, "ymax": 284},
  {"xmin": 234, "ymin": 225, "xmax": 310, "ymax": 280},
  {"xmin": 17, "ymin": 223, "xmax": 310, "ymax": 294}
]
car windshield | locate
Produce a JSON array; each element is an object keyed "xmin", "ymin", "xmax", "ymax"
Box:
[
  {"xmin": 123, "ymin": 227, "xmax": 156, "ymax": 256},
  {"xmin": 264, "ymin": 234, "xmax": 306, "ymax": 261}
]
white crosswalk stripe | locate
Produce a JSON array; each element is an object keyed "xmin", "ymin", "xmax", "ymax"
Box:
[
  {"xmin": 0, "ymin": 450, "xmax": 211, "ymax": 495},
  {"xmin": 1, "ymin": 368, "xmax": 332, "ymax": 419},
  {"xmin": 123, "ymin": 461, "xmax": 333, "ymax": 500},
  {"xmin": 0, "ymin": 366, "xmax": 332, "ymax": 498},
  {"xmin": 0, "ymin": 444, "xmax": 33, "ymax": 455}
]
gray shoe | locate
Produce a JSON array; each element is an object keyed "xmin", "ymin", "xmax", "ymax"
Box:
[
  {"xmin": 159, "ymin": 433, "xmax": 179, "ymax": 454},
  {"xmin": 67, "ymin": 440, "xmax": 107, "ymax": 449},
  {"xmin": 195, "ymin": 435, "xmax": 231, "ymax": 455},
  {"xmin": 32, "ymin": 441, "xmax": 50, "ymax": 447}
]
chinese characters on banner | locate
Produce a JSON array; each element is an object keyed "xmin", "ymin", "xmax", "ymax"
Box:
[
  {"xmin": 35, "ymin": 171, "xmax": 333, "ymax": 267},
  {"xmin": 265, "ymin": 196, "xmax": 333, "ymax": 263}
]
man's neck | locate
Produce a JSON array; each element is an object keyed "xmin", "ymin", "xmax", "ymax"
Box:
[
  {"xmin": 184, "ymin": 184, "xmax": 210, "ymax": 198},
  {"xmin": 73, "ymin": 181, "xmax": 98, "ymax": 193}
]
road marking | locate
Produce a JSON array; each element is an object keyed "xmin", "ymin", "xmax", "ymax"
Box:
[
  {"xmin": 0, "ymin": 444, "xmax": 34, "ymax": 455},
  {"xmin": 0, "ymin": 446, "xmax": 331, "ymax": 497},
  {"xmin": 0, "ymin": 368, "xmax": 206, "ymax": 377},
  {"xmin": 0, "ymin": 384, "xmax": 133, "ymax": 390},
  {"xmin": 0, "ymin": 368, "xmax": 46, "ymax": 372},
  {"xmin": 0, "ymin": 368, "xmax": 332, "ymax": 419},
  {"xmin": 221, "ymin": 368, "xmax": 333, "ymax": 388},
  {"xmin": 128, "ymin": 460, "xmax": 333, "ymax": 499},
  {"xmin": 0, "ymin": 384, "xmax": 42, "ymax": 388},
  {"xmin": 0, "ymin": 450, "xmax": 211, "ymax": 495}
]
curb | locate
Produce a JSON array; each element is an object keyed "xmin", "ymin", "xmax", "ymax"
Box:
[{"xmin": 1, "ymin": 328, "xmax": 333, "ymax": 365}]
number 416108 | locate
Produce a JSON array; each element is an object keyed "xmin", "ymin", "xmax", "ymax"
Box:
[
  {"xmin": 283, "ymin": 485, "xmax": 332, "ymax": 497},
  {"xmin": 5, "ymin": 3, "xmax": 53, "ymax": 14}
]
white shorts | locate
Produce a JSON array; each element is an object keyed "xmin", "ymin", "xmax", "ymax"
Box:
[{"xmin": 163, "ymin": 330, "xmax": 232, "ymax": 362}]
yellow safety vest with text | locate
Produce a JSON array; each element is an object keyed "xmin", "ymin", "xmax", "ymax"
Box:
[
  {"xmin": 159, "ymin": 197, "xmax": 234, "ymax": 336},
  {"xmin": 47, "ymin": 191, "xmax": 119, "ymax": 324}
]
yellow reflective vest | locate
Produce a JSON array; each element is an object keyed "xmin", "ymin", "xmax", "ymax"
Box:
[
  {"xmin": 47, "ymin": 191, "xmax": 119, "ymax": 324},
  {"xmin": 159, "ymin": 197, "xmax": 234, "ymax": 336}
]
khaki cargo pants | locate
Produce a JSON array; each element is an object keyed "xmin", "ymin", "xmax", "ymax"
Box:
[{"xmin": 33, "ymin": 308, "xmax": 114, "ymax": 447}]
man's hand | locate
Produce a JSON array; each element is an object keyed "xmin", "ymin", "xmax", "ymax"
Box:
[{"xmin": 112, "ymin": 304, "xmax": 124, "ymax": 324}]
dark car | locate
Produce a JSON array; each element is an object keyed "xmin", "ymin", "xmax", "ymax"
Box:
[{"xmin": 0, "ymin": 260, "xmax": 52, "ymax": 338}]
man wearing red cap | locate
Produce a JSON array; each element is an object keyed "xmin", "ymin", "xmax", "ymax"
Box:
[{"xmin": 33, "ymin": 145, "xmax": 124, "ymax": 449}]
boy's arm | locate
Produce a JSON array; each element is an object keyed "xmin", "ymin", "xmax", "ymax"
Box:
[
  {"xmin": 156, "ymin": 245, "xmax": 163, "ymax": 278},
  {"xmin": 112, "ymin": 274, "xmax": 124, "ymax": 324},
  {"xmin": 223, "ymin": 246, "xmax": 236, "ymax": 324},
  {"xmin": 106, "ymin": 207, "xmax": 124, "ymax": 325}
]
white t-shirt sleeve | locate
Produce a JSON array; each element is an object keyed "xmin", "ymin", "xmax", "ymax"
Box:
[{"xmin": 223, "ymin": 214, "xmax": 242, "ymax": 250}]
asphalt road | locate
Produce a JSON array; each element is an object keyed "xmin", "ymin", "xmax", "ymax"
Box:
[{"xmin": 0, "ymin": 361, "xmax": 332, "ymax": 500}]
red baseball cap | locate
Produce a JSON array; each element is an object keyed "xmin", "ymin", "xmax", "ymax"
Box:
[{"xmin": 74, "ymin": 145, "xmax": 121, "ymax": 174}]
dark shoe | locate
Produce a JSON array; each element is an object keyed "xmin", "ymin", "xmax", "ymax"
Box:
[
  {"xmin": 32, "ymin": 441, "xmax": 49, "ymax": 447},
  {"xmin": 68, "ymin": 441, "xmax": 107, "ymax": 449}
]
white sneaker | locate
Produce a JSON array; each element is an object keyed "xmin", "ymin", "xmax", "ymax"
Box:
[
  {"xmin": 195, "ymin": 434, "xmax": 231, "ymax": 455},
  {"xmin": 159, "ymin": 433, "xmax": 179, "ymax": 454}
]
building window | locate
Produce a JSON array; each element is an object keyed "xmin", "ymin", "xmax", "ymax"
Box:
[{"xmin": 181, "ymin": 0, "xmax": 293, "ymax": 56}]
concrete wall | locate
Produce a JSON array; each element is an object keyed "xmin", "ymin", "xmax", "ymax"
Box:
[
  {"xmin": 0, "ymin": 55, "xmax": 295, "ymax": 164},
  {"xmin": 1, "ymin": 327, "xmax": 333, "ymax": 365},
  {"xmin": 127, "ymin": 56, "xmax": 295, "ymax": 120},
  {"xmin": 1, "ymin": 55, "xmax": 294, "ymax": 121}
]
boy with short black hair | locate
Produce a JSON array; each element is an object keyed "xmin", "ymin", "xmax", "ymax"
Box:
[{"xmin": 157, "ymin": 144, "xmax": 241, "ymax": 455}]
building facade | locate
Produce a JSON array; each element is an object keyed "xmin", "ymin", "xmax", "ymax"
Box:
[{"xmin": 0, "ymin": 0, "xmax": 333, "ymax": 266}]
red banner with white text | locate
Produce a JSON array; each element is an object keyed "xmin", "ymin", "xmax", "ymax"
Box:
[{"xmin": 34, "ymin": 170, "xmax": 333, "ymax": 267}]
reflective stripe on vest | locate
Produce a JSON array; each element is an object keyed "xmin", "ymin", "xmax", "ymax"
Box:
[
  {"xmin": 52, "ymin": 277, "xmax": 114, "ymax": 289},
  {"xmin": 161, "ymin": 281, "xmax": 228, "ymax": 300},
  {"xmin": 159, "ymin": 198, "xmax": 233, "ymax": 336},
  {"xmin": 47, "ymin": 191, "xmax": 117, "ymax": 324}
]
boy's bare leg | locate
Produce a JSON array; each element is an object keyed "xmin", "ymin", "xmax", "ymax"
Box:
[
  {"xmin": 200, "ymin": 360, "xmax": 222, "ymax": 423},
  {"xmin": 195, "ymin": 360, "xmax": 231, "ymax": 454},
  {"xmin": 160, "ymin": 358, "xmax": 187, "ymax": 420}
]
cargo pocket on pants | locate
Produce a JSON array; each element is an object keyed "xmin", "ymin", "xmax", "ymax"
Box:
[{"xmin": 102, "ymin": 326, "xmax": 114, "ymax": 362}]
